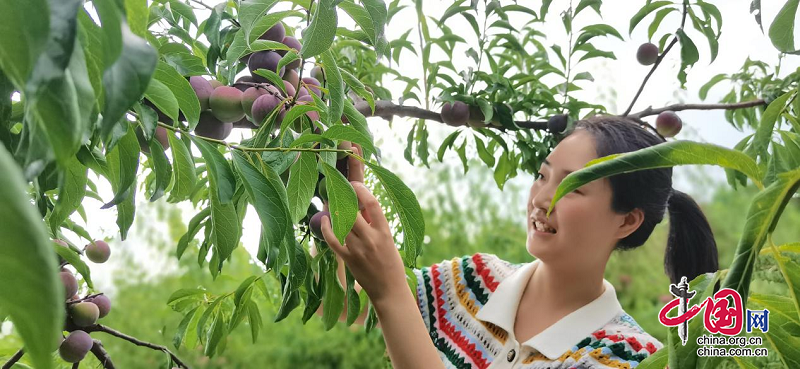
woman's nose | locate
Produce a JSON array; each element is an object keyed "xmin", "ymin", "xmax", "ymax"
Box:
[{"xmin": 531, "ymin": 186, "xmax": 553, "ymax": 214}]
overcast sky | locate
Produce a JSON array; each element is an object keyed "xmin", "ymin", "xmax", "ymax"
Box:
[{"xmin": 69, "ymin": 0, "xmax": 800, "ymax": 289}]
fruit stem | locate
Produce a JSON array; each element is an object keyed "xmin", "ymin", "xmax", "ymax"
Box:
[
  {"xmin": 622, "ymin": 0, "xmax": 690, "ymax": 117},
  {"xmin": 1, "ymin": 348, "xmax": 24, "ymax": 369}
]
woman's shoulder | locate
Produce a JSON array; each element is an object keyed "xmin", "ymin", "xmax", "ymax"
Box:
[{"xmin": 565, "ymin": 310, "xmax": 664, "ymax": 367}]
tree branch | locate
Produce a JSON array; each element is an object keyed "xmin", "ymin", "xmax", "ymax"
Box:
[
  {"xmin": 2, "ymin": 348, "xmax": 24, "ymax": 369},
  {"xmin": 89, "ymin": 325, "xmax": 189, "ymax": 369},
  {"xmin": 628, "ymin": 99, "xmax": 766, "ymax": 119},
  {"xmin": 622, "ymin": 0, "xmax": 690, "ymax": 116},
  {"xmin": 90, "ymin": 340, "xmax": 115, "ymax": 369}
]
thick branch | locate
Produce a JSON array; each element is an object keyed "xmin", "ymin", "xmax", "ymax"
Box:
[
  {"xmin": 622, "ymin": 1, "xmax": 690, "ymax": 116},
  {"xmin": 2, "ymin": 349, "xmax": 24, "ymax": 369},
  {"xmin": 90, "ymin": 325, "xmax": 189, "ymax": 369},
  {"xmin": 91, "ymin": 340, "xmax": 115, "ymax": 369},
  {"xmin": 628, "ymin": 99, "xmax": 766, "ymax": 119}
]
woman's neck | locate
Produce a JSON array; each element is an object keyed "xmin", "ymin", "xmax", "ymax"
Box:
[{"xmin": 521, "ymin": 258, "xmax": 607, "ymax": 312}]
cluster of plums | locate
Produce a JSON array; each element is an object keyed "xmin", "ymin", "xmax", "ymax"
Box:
[
  {"xmin": 53, "ymin": 239, "xmax": 113, "ymax": 363},
  {"xmin": 138, "ymin": 21, "xmax": 328, "ymax": 152}
]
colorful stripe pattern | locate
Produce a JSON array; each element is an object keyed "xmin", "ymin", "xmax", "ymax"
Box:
[{"xmin": 413, "ymin": 253, "xmax": 664, "ymax": 369}]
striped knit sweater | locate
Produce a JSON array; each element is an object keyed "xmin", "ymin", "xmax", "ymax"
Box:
[{"xmin": 412, "ymin": 253, "xmax": 664, "ymax": 369}]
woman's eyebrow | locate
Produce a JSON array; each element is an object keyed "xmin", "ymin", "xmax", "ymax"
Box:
[{"xmin": 542, "ymin": 158, "xmax": 575, "ymax": 175}]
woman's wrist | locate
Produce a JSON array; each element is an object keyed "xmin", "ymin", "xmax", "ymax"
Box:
[{"xmin": 370, "ymin": 280, "xmax": 415, "ymax": 310}]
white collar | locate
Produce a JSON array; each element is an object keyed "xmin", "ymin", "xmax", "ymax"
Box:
[{"xmin": 475, "ymin": 259, "xmax": 623, "ymax": 360}]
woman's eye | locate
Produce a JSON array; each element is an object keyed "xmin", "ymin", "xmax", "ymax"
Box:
[{"xmin": 535, "ymin": 172, "xmax": 545, "ymax": 181}]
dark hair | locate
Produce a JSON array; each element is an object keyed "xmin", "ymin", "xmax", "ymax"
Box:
[{"xmin": 565, "ymin": 115, "xmax": 718, "ymax": 284}]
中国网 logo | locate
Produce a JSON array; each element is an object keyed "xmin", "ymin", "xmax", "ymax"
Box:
[{"xmin": 657, "ymin": 276, "xmax": 770, "ymax": 358}]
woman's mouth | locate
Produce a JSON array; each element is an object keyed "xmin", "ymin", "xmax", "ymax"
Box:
[{"xmin": 532, "ymin": 219, "xmax": 557, "ymax": 234}]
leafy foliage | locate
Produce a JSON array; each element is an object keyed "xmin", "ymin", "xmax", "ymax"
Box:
[{"xmin": 2, "ymin": 0, "xmax": 800, "ymax": 368}]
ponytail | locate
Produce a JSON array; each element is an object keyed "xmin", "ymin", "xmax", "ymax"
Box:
[{"xmin": 664, "ymin": 189, "xmax": 719, "ymax": 285}]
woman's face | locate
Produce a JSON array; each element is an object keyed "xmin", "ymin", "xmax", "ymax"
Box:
[{"xmin": 526, "ymin": 129, "xmax": 633, "ymax": 265}]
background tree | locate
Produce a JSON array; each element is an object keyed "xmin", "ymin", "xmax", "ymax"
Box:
[{"xmin": 1, "ymin": 0, "xmax": 800, "ymax": 368}]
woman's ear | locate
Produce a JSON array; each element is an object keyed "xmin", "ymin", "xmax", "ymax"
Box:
[{"xmin": 616, "ymin": 208, "xmax": 644, "ymax": 240}]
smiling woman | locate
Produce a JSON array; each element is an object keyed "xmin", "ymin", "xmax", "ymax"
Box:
[
  {"xmin": 316, "ymin": 116, "xmax": 721, "ymax": 369},
  {"xmin": 408, "ymin": 115, "xmax": 721, "ymax": 369}
]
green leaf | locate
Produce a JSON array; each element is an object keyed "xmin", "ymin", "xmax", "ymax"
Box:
[
  {"xmin": 176, "ymin": 207, "xmax": 210, "ymax": 260},
  {"xmin": 339, "ymin": 1, "xmax": 377, "ymax": 45},
  {"xmin": 247, "ymin": 300, "xmax": 262, "ymax": 343},
  {"xmin": 101, "ymin": 124, "xmax": 140, "ymax": 212},
  {"xmin": 722, "ymin": 168, "xmax": 800, "ymax": 303},
  {"xmin": 153, "ymin": 61, "xmax": 201, "ymax": 128},
  {"xmin": 698, "ymin": 73, "xmax": 727, "ymax": 100},
  {"xmin": 320, "ymin": 160, "xmax": 358, "ymax": 245},
  {"xmin": 746, "ymin": 294, "xmax": 800, "ymax": 367},
  {"xmin": 173, "ymin": 306, "xmax": 200, "ymax": 349},
  {"xmin": 0, "ymin": 0, "xmax": 49, "ymax": 90},
  {"xmin": 340, "ymin": 71, "xmax": 375, "ymax": 114},
  {"xmin": 0, "ymin": 144, "xmax": 63, "ymax": 369},
  {"xmin": 761, "ymin": 242, "xmax": 800, "ymax": 322},
  {"xmin": 768, "ymin": 0, "xmax": 800, "ymax": 52},
  {"xmin": 362, "ymin": 0, "xmax": 388, "ymax": 57},
  {"xmin": 239, "ymin": 0, "xmax": 279, "ymax": 44},
  {"xmin": 208, "ymin": 175, "xmax": 240, "ymax": 270},
  {"xmin": 363, "ymin": 162, "xmax": 425, "ymax": 267},
  {"xmin": 100, "ymin": 21, "xmax": 157, "ymax": 141},
  {"xmin": 321, "ymin": 50, "xmax": 344, "ymax": 126},
  {"xmin": 252, "ymin": 68, "xmax": 288, "ymax": 95},
  {"xmin": 474, "ymin": 136, "xmax": 495, "ymax": 167},
  {"xmin": 676, "ymin": 29, "xmax": 699, "ymax": 88},
  {"xmin": 322, "ymin": 252, "xmax": 344, "ymax": 330},
  {"xmin": 548, "ymin": 140, "xmax": 763, "ymax": 217},
  {"xmin": 344, "ymin": 266, "xmax": 361, "ymax": 326},
  {"xmin": 276, "ymin": 104, "xmax": 321, "ymax": 139},
  {"xmin": 48, "ymin": 156, "xmax": 87, "ymax": 232},
  {"xmin": 52, "ymin": 244, "xmax": 93, "ymax": 289},
  {"xmin": 23, "ymin": 0, "xmax": 92, "ymax": 167},
  {"xmin": 147, "ymin": 137, "xmax": 173, "ymax": 202},
  {"xmin": 629, "ymin": 1, "xmax": 672, "ymax": 35},
  {"xmin": 751, "ymin": 89, "xmax": 794, "ymax": 161},
  {"xmin": 144, "ymin": 78, "xmax": 180, "ymax": 124},
  {"xmin": 321, "ymin": 125, "xmax": 376, "ymax": 160},
  {"xmin": 437, "ymin": 129, "xmax": 461, "ymax": 162},
  {"xmin": 167, "ymin": 133, "xmax": 196, "ymax": 203},
  {"xmin": 191, "ymin": 137, "xmax": 236, "ymax": 204},
  {"xmin": 636, "ymin": 346, "xmax": 668, "ymax": 369},
  {"xmin": 648, "ymin": 7, "xmax": 677, "ymax": 40},
  {"xmin": 232, "ymin": 151, "xmax": 292, "ymax": 261},
  {"xmin": 573, "ymin": 24, "xmax": 623, "ymax": 49},
  {"xmin": 204, "ymin": 309, "xmax": 227, "ymax": 357},
  {"xmin": 288, "ymin": 151, "xmax": 320, "ymax": 223},
  {"xmin": 300, "ymin": 0, "xmax": 338, "ymax": 58}
]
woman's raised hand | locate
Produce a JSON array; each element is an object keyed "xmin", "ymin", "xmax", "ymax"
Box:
[{"xmin": 319, "ymin": 144, "xmax": 408, "ymax": 303}]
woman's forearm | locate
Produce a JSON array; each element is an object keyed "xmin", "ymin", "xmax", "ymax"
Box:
[{"xmin": 372, "ymin": 287, "xmax": 445, "ymax": 369}]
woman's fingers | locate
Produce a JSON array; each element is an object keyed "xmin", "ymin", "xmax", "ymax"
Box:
[
  {"xmin": 348, "ymin": 144, "xmax": 365, "ymax": 183},
  {"xmin": 350, "ymin": 181, "xmax": 389, "ymax": 231},
  {"xmin": 320, "ymin": 215, "xmax": 349, "ymax": 257}
]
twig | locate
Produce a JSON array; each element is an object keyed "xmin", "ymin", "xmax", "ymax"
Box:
[
  {"xmin": 72, "ymin": 363, "xmax": 79, "ymax": 369},
  {"xmin": 187, "ymin": 0, "xmax": 213, "ymax": 11},
  {"xmin": 91, "ymin": 325, "xmax": 189, "ymax": 369},
  {"xmin": 90, "ymin": 340, "xmax": 115, "ymax": 369},
  {"xmin": 2, "ymin": 348, "xmax": 24, "ymax": 369},
  {"xmin": 622, "ymin": 0, "xmax": 690, "ymax": 116},
  {"xmin": 627, "ymin": 99, "xmax": 767, "ymax": 119},
  {"xmin": 157, "ymin": 122, "xmax": 349, "ymax": 155}
]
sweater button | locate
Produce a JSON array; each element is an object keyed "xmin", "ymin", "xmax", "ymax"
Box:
[{"xmin": 507, "ymin": 349, "xmax": 516, "ymax": 362}]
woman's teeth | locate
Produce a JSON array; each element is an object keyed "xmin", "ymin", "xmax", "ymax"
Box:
[{"xmin": 534, "ymin": 220, "xmax": 556, "ymax": 233}]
